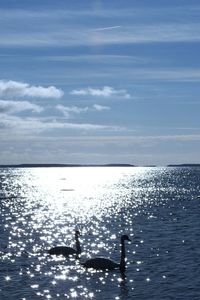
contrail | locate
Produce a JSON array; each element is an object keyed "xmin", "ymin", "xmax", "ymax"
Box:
[{"xmin": 92, "ymin": 25, "xmax": 122, "ymax": 31}]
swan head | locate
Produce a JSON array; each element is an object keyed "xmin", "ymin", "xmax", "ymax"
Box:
[{"xmin": 121, "ymin": 234, "xmax": 131, "ymax": 242}]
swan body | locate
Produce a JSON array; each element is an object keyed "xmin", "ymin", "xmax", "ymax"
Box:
[
  {"xmin": 82, "ymin": 234, "xmax": 130, "ymax": 272},
  {"xmin": 83, "ymin": 257, "xmax": 119, "ymax": 270},
  {"xmin": 48, "ymin": 230, "xmax": 81, "ymax": 258},
  {"xmin": 48, "ymin": 246, "xmax": 77, "ymax": 256}
]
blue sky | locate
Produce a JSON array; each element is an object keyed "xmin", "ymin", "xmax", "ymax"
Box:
[{"xmin": 0, "ymin": 0, "xmax": 200, "ymax": 165}]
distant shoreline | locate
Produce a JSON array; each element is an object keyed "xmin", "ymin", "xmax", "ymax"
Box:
[
  {"xmin": 0, "ymin": 163, "xmax": 135, "ymax": 168},
  {"xmin": 167, "ymin": 164, "xmax": 200, "ymax": 167},
  {"xmin": 0, "ymin": 163, "xmax": 200, "ymax": 168}
]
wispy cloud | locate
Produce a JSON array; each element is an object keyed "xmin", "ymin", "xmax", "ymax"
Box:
[
  {"xmin": 93, "ymin": 104, "xmax": 110, "ymax": 111},
  {"xmin": 93, "ymin": 23, "xmax": 200, "ymax": 45},
  {"xmin": 1, "ymin": 6, "xmax": 200, "ymax": 48},
  {"xmin": 70, "ymin": 86, "xmax": 130, "ymax": 99},
  {"xmin": 125, "ymin": 68, "xmax": 200, "ymax": 82},
  {"xmin": 1, "ymin": 22, "xmax": 200, "ymax": 47},
  {"xmin": 0, "ymin": 100, "xmax": 43, "ymax": 114},
  {"xmin": 38, "ymin": 54, "xmax": 146, "ymax": 64},
  {"xmin": 96, "ymin": 134, "xmax": 200, "ymax": 143},
  {"xmin": 0, "ymin": 80, "xmax": 64, "ymax": 99}
]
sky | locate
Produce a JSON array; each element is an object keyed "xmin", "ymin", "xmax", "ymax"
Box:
[{"xmin": 0, "ymin": 0, "xmax": 200, "ymax": 166}]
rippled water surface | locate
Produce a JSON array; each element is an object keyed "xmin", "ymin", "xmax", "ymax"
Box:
[{"xmin": 0, "ymin": 167, "xmax": 200, "ymax": 299}]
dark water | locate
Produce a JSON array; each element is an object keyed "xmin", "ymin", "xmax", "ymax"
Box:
[{"xmin": 0, "ymin": 167, "xmax": 200, "ymax": 300}]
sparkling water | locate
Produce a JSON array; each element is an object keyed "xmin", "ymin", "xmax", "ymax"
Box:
[{"xmin": 0, "ymin": 167, "xmax": 200, "ymax": 299}]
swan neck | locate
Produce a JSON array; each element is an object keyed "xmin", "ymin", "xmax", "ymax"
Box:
[
  {"xmin": 120, "ymin": 238, "xmax": 126, "ymax": 273},
  {"xmin": 75, "ymin": 235, "xmax": 81, "ymax": 254}
]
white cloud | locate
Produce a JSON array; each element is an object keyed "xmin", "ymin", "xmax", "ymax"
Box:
[
  {"xmin": 0, "ymin": 80, "xmax": 64, "ymax": 99},
  {"xmin": 56, "ymin": 104, "xmax": 89, "ymax": 118},
  {"xmin": 56, "ymin": 104, "xmax": 110, "ymax": 117},
  {"xmin": 0, "ymin": 114, "xmax": 122, "ymax": 134},
  {"xmin": 70, "ymin": 86, "xmax": 130, "ymax": 99},
  {"xmin": 93, "ymin": 104, "xmax": 110, "ymax": 111},
  {"xmin": 0, "ymin": 99, "xmax": 43, "ymax": 114}
]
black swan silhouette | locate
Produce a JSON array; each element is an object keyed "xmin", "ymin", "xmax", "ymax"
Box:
[
  {"xmin": 82, "ymin": 234, "xmax": 130, "ymax": 272},
  {"xmin": 48, "ymin": 230, "xmax": 81, "ymax": 258}
]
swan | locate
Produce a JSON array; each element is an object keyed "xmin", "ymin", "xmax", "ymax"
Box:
[
  {"xmin": 48, "ymin": 230, "xmax": 81, "ymax": 258},
  {"xmin": 82, "ymin": 234, "xmax": 131, "ymax": 272}
]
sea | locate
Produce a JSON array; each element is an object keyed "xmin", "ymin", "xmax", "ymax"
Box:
[{"xmin": 0, "ymin": 166, "xmax": 200, "ymax": 300}]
